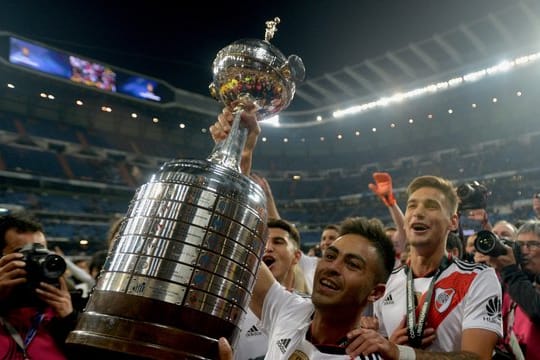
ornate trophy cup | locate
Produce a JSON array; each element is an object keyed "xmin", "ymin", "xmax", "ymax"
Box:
[{"xmin": 66, "ymin": 18, "xmax": 304, "ymax": 359}]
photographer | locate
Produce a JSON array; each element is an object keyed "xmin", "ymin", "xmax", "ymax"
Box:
[
  {"xmin": 485, "ymin": 220, "xmax": 540, "ymax": 359},
  {"xmin": 0, "ymin": 213, "xmax": 76, "ymax": 359}
]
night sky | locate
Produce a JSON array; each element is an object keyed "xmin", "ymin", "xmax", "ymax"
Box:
[{"xmin": 1, "ymin": 0, "xmax": 513, "ymax": 97}]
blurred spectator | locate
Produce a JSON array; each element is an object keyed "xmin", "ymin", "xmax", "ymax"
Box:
[
  {"xmin": 89, "ymin": 250, "xmax": 108, "ymax": 280},
  {"xmin": 73, "ymin": 258, "xmax": 90, "ymax": 275},
  {"xmin": 446, "ymin": 232, "xmax": 463, "ymax": 259},
  {"xmin": 533, "ymin": 193, "xmax": 540, "ymax": 221},
  {"xmin": 487, "ymin": 220, "xmax": 540, "ymax": 359},
  {"xmin": 0, "ymin": 212, "xmax": 77, "ymax": 359},
  {"xmin": 492, "ymin": 220, "xmax": 518, "ymax": 240},
  {"xmin": 463, "ymin": 233, "xmax": 477, "ymax": 263},
  {"xmin": 298, "ymin": 223, "xmax": 339, "ymax": 294},
  {"xmin": 106, "ymin": 215, "xmax": 124, "ymax": 250},
  {"xmin": 306, "ymin": 244, "xmax": 322, "ymax": 257}
]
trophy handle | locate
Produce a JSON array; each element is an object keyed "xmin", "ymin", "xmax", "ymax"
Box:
[{"xmin": 207, "ymin": 108, "xmax": 247, "ymax": 173}]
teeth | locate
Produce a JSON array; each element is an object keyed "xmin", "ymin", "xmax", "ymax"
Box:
[{"xmin": 321, "ymin": 279, "xmax": 337, "ymax": 289}]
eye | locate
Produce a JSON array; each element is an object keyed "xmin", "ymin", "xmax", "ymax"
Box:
[{"xmin": 324, "ymin": 252, "xmax": 336, "ymax": 260}]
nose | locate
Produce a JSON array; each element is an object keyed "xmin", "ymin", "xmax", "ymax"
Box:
[
  {"xmin": 410, "ymin": 205, "xmax": 425, "ymax": 219},
  {"xmin": 324, "ymin": 257, "xmax": 344, "ymax": 275},
  {"xmin": 520, "ymin": 244, "xmax": 531, "ymax": 255}
]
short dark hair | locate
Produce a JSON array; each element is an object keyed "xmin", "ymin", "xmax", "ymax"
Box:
[
  {"xmin": 446, "ymin": 232, "xmax": 463, "ymax": 259},
  {"xmin": 90, "ymin": 249, "xmax": 109, "ymax": 277},
  {"xmin": 267, "ymin": 218, "xmax": 301, "ymax": 248},
  {"xmin": 407, "ymin": 175, "xmax": 458, "ymax": 215},
  {"xmin": 0, "ymin": 212, "xmax": 44, "ymax": 252},
  {"xmin": 323, "ymin": 224, "xmax": 340, "ymax": 233},
  {"xmin": 339, "ymin": 217, "xmax": 395, "ymax": 283}
]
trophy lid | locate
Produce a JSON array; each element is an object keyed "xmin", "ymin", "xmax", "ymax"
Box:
[{"xmin": 209, "ymin": 18, "xmax": 305, "ymax": 120}]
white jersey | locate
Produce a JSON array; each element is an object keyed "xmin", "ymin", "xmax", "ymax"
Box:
[
  {"xmin": 298, "ymin": 253, "xmax": 318, "ymax": 294},
  {"xmin": 260, "ymin": 282, "xmax": 382, "ymax": 360},
  {"xmin": 234, "ymin": 308, "xmax": 267, "ymax": 360},
  {"xmin": 374, "ymin": 259, "xmax": 503, "ymax": 352}
]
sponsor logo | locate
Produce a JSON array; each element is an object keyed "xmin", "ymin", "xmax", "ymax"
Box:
[
  {"xmin": 483, "ymin": 295, "xmax": 502, "ymax": 323},
  {"xmin": 277, "ymin": 338, "xmax": 291, "ymax": 354},
  {"xmin": 434, "ymin": 288, "xmax": 455, "ymax": 313},
  {"xmin": 246, "ymin": 325, "xmax": 262, "ymax": 337},
  {"xmin": 383, "ymin": 293, "xmax": 394, "ymax": 305}
]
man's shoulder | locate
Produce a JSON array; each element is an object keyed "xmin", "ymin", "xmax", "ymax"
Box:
[
  {"xmin": 451, "ymin": 258, "xmax": 491, "ymax": 273},
  {"xmin": 386, "ymin": 265, "xmax": 406, "ymax": 281},
  {"xmin": 438, "ymin": 259, "xmax": 501, "ymax": 297}
]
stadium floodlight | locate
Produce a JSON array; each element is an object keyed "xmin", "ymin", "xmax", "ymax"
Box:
[
  {"xmin": 260, "ymin": 114, "xmax": 280, "ymax": 127},
  {"xmin": 332, "ymin": 51, "xmax": 540, "ymax": 119}
]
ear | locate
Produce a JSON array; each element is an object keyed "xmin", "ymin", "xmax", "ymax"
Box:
[
  {"xmin": 448, "ymin": 213, "xmax": 459, "ymax": 231},
  {"xmin": 292, "ymin": 248, "xmax": 302, "ymax": 266},
  {"xmin": 367, "ymin": 283, "xmax": 387, "ymax": 302}
]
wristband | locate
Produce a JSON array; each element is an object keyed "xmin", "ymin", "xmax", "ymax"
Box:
[{"xmin": 397, "ymin": 345, "xmax": 416, "ymax": 360}]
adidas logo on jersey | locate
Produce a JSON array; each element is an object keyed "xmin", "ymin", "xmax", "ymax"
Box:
[
  {"xmin": 383, "ymin": 293, "xmax": 394, "ymax": 305},
  {"xmin": 246, "ymin": 325, "xmax": 262, "ymax": 337},
  {"xmin": 277, "ymin": 338, "xmax": 291, "ymax": 354}
]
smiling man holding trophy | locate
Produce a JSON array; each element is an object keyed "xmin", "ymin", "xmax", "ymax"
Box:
[{"xmin": 66, "ymin": 18, "xmax": 304, "ymax": 359}]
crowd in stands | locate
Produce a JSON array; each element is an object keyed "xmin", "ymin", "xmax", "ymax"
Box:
[
  {"xmin": 0, "ymin": 104, "xmax": 538, "ymax": 359},
  {"xmin": 1, "ymin": 110, "xmax": 539, "ymax": 253}
]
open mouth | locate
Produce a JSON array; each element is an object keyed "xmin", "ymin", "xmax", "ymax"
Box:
[
  {"xmin": 262, "ymin": 255, "xmax": 276, "ymax": 267},
  {"xmin": 411, "ymin": 223, "xmax": 429, "ymax": 231}
]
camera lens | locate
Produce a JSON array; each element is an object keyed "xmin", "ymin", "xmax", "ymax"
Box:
[
  {"xmin": 474, "ymin": 230, "xmax": 507, "ymax": 257},
  {"xmin": 457, "ymin": 184, "xmax": 473, "ymax": 198},
  {"xmin": 42, "ymin": 254, "xmax": 67, "ymax": 280},
  {"xmin": 475, "ymin": 230, "xmax": 497, "ymax": 252}
]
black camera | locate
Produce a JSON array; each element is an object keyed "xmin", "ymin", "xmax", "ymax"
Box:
[
  {"xmin": 474, "ymin": 230, "xmax": 521, "ymax": 263},
  {"xmin": 457, "ymin": 181, "xmax": 488, "ymax": 211},
  {"xmin": 18, "ymin": 243, "xmax": 67, "ymax": 287}
]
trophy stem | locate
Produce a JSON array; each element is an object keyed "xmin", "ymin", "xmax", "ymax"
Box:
[{"xmin": 207, "ymin": 109, "xmax": 247, "ymax": 173}]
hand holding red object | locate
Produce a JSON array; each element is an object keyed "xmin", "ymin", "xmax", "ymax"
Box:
[{"xmin": 368, "ymin": 172, "xmax": 396, "ymax": 207}]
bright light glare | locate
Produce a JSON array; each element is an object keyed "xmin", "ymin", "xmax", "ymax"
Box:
[
  {"xmin": 333, "ymin": 51, "xmax": 540, "ymax": 119},
  {"xmin": 260, "ymin": 115, "xmax": 280, "ymax": 127}
]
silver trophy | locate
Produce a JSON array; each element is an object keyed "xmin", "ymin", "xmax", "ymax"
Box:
[{"xmin": 66, "ymin": 18, "xmax": 304, "ymax": 359}]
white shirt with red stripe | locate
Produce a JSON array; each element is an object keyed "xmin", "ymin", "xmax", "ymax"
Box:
[
  {"xmin": 374, "ymin": 259, "xmax": 503, "ymax": 352},
  {"xmin": 260, "ymin": 282, "xmax": 382, "ymax": 359}
]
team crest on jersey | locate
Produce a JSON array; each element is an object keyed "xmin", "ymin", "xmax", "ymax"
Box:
[
  {"xmin": 288, "ymin": 350, "xmax": 309, "ymax": 360},
  {"xmin": 434, "ymin": 287, "xmax": 455, "ymax": 313}
]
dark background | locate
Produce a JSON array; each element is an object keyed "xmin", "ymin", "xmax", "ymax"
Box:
[{"xmin": 0, "ymin": 0, "xmax": 513, "ymax": 96}]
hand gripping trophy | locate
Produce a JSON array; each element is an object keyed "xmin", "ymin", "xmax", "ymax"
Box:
[{"xmin": 66, "ymin": 18, "xmax": 304, "ymax": 359}]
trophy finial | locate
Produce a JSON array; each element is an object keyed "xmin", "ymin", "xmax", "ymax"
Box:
[{"xmin": 264, "ymin": 17, "xmax": 281, "ymax": 42}]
